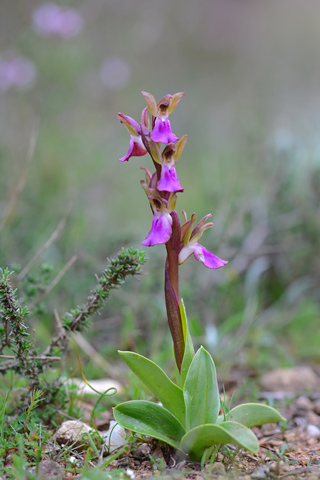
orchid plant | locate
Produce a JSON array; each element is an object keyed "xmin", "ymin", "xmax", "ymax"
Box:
[{"xmin": 113, "ymin": 92, "xmax": 284, "ymax": 462}]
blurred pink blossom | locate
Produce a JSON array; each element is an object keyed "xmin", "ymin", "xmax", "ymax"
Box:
[
  {"xmin": 100, "ymin": 57, "xmax": 131, "ymax": 90},
  {"xmin": 0, "ymin": 55, "xmax": 36, "ymax": 92},
  {"xmin": 32, "ymin": 3, "xmax": 84, "ymax": 38}
]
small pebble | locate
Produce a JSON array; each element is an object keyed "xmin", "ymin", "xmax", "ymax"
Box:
[
  {"xmin": 125, "ymin": 468, "xmax": 135, "ymax": 479},
  {"xmin": 278, "ymin": 460, "xmax": 290, "ymax": 473},
  {"xmin": 102, "ymin": 420, "xmax": 126, "ymax": 450},
  {"xmin": 294, "ymin": 416, "xmax": 308, "ymax": 427},
  {"xmin": 216, "ymin": 452, "xmax": 224, "ymax": 462},
  {"xmin": 269, "ymin": 462, "xmax": 278, "ymax": 472},
  {"xmin": 28, "ymin": 460, "xmax": 63, "ymax": 480},
  {"xmin": 251, "ymin": 464, "xmax": 270, "ymax": 479},
  {"xmin": 54, "ymin": 420, "xmax": 94, "ymax": 451},
  {"xmin": 151, "ymin": 446, "xmax": 165, "ymax": 462},
  {"xmin": 206, "ymin": 462, "xmax": 225, "ymax": 476},
  {"xmin": 314, "ymin": 399, "xmax": 320, "ymax": 415},
  {"xmin": 307, "ymin": 424, "xmax": 320, "ymax": 438},
  {"xmin": 296, "ymin": 395, "xmax": 313, "ymax": 410}
]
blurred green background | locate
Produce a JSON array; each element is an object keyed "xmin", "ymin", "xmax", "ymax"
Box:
[{"xmin": 0, "ymin": 0, "xmax": 319, "ymax": 380}]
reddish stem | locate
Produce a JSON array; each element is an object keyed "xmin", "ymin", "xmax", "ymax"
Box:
[{"xmin": 165, "ymin": 211, "xmax": 184, "ymax": 371}]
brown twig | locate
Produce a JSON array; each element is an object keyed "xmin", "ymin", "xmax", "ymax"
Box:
[
  {"xmin": 281, "ymin": 466, "xmax": 320, "ymax": 478},
  {"xmin": 0, "ymin": 355, "xmax": 61, "ymax": 360},
  {"xmin": 0, "ymin": 355, "xmax": 61, "ymax": 372},
  {"xmin": 72, "ymin": 332, "xmax": 112, "ymax": 372}
]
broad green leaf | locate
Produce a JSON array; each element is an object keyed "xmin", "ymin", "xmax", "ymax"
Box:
[
  {"xmin": 216, "ymin": 414, "xmax": 224, "ymax": 424},
  {"xmin": 113, "ymin": 400, "xmax": 185, "ymax": 450},
  {"xmin": 227, "ymin": 403, "xmax": 285, "ymax": 428},
  {"xmin": 181, "ymin": 421, "xmax": 259, "ymax": 461},
  {"xmin": 183, "ymin": 347, "xmax": 220, "ymax": 430},
  {"xmin": 180, "ymin": 299, "xmax": 195, "ymax": 387},
  {"xmin": 118, "ymin": 351, "xmax": 185, "ymax": 426}
]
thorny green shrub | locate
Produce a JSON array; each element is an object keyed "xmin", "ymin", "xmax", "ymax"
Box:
[{"xmin": 0, "ymin": 248, "xmax": 146, "ymax": 418}]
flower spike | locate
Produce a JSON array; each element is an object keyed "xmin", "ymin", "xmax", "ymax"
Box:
[{"xmin": 116, "ymin": 91, "xmax": 228, "ymax": 373}]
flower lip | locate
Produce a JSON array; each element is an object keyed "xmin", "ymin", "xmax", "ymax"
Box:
[
  {"xmin": 141, "ymin": 211, "xmax": 172, "ymax": 247},
  {"xmin": 119, "ymin": 135, "xmax": 147, "ymax": 162},
  {"xmin": 157, "ymin": 164, "xmax": 183, "ymax": 193},
  {"xmin": 151, "ymin": 117, "xmax": 178, "ymax": 144},
  {"xmin": 193, "ymin": 244, "xmax": 228, "ymax": 269},
  {"xmin": 178, "ymin": 243, "xmax": 228, "ymax": 269}
]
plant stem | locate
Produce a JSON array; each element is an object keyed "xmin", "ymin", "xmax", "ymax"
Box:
[{"xmin": 165, "ymin": 211, "xmax": 184, "ymax": 371}]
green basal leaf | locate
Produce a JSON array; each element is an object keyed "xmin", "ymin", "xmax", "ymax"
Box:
[
  {"xmin": 113, "ymin": 400, "xmax": 185, "ymax": 450},
  {"xmin": 180, "ymin": 299, "xmax": 195, "ymax": 387},
  {"xmin": 227, "ymin": 403, "xmax": 285, "ymax": 428},
  {"xmin": 118, "ymin": 351, "xmax": 185, "ymax": 426},
  {"xmin": 216, "ymin": 414, "xmax": 224, "ymax": 425},
  {"xmin": 183, "ymin": 347, "xmax": 220, "ymax": 430},
  {"xmin": 181, "ymin": 421, "xmax": 259, "ymax": 461}
]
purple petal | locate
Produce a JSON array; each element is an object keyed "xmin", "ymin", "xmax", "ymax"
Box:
[
  {"xmin": 157, "ymin": 165, "xmax": 184, "ymax": 193},
  {"xmin": 193, "ymin": 244, "xmax": 228, "ymax": 269},
  {"xmin": 141, "ymin": 212, "xmax": 172, "ymax": 246},
  {"xmin": 119, "ymin": 136, "xmax": 147, "ymax": 162},
  {"xmin": 151, "ymin": 117, "xmax": 178, "ymax": 144}
]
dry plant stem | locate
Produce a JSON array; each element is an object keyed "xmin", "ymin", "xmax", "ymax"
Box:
[
  {"xmin": 0, "ymin": 356, "xmax": 60, "ymax": 371},
  {"xmin": 165, "ymin": 211, "xmax": 184, "ymax": 371},
  {"xmin": 18, "ymin": 201, "xmax": 73, "ymax": 280},
  {"xmin": 72, "ymin": 331, "xmax": 112, "ymax": 372},
  {"xmin": 0, "ymin": 122, "xmax": 38, "ymax": 231},
  {"xmin": 0, "ymin": 355, "xmax": 60, "ymax": 360}
]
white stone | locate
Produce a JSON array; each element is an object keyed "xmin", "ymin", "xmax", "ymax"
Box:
[
  {"xmin": 54, "ymin": 420, "xmax": 94, "ymax": 451},
  {"xmin": 103, "ymin": 421, "xmax": 127, "ymax": 450},
  {"xmin": 307, "ymin": 425, "xmax": 320, "ymax": 438}
]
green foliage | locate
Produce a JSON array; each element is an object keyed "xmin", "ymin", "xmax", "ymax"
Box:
[
  {"xmin": 184, "ymin": 347, "xmax": 220, "ymax": 430},
  {"xmin": 118, "ymin": 351, "xmax": 185, "ymax": 426},
  {"xmin": 0, "ymin": 389, "xmax": 49, "ymax": 473},
  {"xmin": 114, "ymin": 315, "xmax": 284, "ymax": 462},
  {"xmin": 181, "ymin": 422, "xmax": 259, "ymax": 460},
  {"xmin": 0, "ymin": 248, "xmax": 146, "ymax": 427},
  {"xmin": 62, "ymin": 248, "xmax": 146, "ymax": 333},
  {"xmin": 114, "ymin": 400, "xmax": 185, "ymax": 450},
  {"xmin": 225, "ymin": 403, "xmax": 284, "ymax": 428},
  {"xmin": 179, "ymin": 299, "xmax": 195, "ymax": 387}
]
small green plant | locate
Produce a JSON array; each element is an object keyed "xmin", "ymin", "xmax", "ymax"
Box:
[
  {"xmin": 113, "ymin": 92, "xmax": 285, "ymax": 462},
  {"xmin": 0, "ymin": 388, "xmax": 49, "ymax": 474}
]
